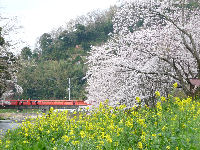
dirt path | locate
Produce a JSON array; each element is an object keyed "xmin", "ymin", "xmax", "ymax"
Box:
[{"xmin": 0, "ymin": 113, "xmax": 42, "ymax": 121}]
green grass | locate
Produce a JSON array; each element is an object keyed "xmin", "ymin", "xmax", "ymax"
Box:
[{"xmin": 0, "ymin": 116, "xmax": 5, "ymax": 120}]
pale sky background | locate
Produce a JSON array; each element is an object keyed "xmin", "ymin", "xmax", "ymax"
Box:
[{"xmin": 0, "ymin": 0, "xmax": 119, "ymax": 54}]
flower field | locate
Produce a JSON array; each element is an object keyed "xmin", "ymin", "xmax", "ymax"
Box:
[{"xmin": 0, "ymin": 93, "xmax": 200, "ymax": 150}]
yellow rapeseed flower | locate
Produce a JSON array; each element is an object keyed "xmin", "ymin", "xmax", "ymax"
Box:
[
  {"xmin": 80, "ymin": 131, "xmax": 86, "ymax": 138},
  {"xmin": 6, "ymin": 140, "xmax": 10, "ymax": 145},
  {"xmin": 162, "ymin": 125, "xmax": 166, "ymax": 131},
  {"xmin": 62, "ymin": 135, "xmax": 70, "ymax": 142},
  {"xmin": 138, "ymin": 118, "xmax": 145, "ymax": 126},
  {"xmin": 131, "ymin": 111, "xmax": 138, "ymax": 116},
  {"xmin": 138, "ymin": 142, "xmax": 143, "ymax": 149},
  {"xmin": 50, "ymin": 107, "xmax": 54, "ymax": 112},
  {"xmin": 51, "ymin": 138, "xmax": 55, "ymax": 142},
  {"xmin": 23, "ymin": 141, "xmax": 29, "ymax": 144},
  {"xmin": 46, "ymin": 130, "xmax": 50, "ymax": 134},
  {"xmin": 141, "ymin": 135, "xmax": 145, "ymax": 142},
  {"xmin": 96, "ymin": 145, "xmax": 101, "ymax": 150},
  {"xmin": 118, "ymin": 104, "xmax": 126, "ymax": 109},
  {"xmin": 25, "ymin": 133, "xmax": 28, "ymax": 137},
  {"xmin": 105, "ymin": 134, "xmax": 112, "ymax": 143},
  {"xmin": 114, "ymin": 142, "xmax": 119, "ymax": 146},
  {"xmin": 99, "ymin": 141, "xmax": 104, "ymax": 145},
  {"xmin": 156, "ymin": 102, "xmax": 162, "ymax": 110},
  {"xmin": 53, "ymin": 147, "xmax": 57, "ymax": 150},
  {"xmin": 155, "ymin": 91, "xmax": 160, "ymax": 97},
  {"xmin": 69, "ymin": 129, "xmax": 74, "ymax": 135},
  {"xmin": 72, "ymin": 140, "xmax": 79, "ymax": 145},
  {"xmin": 152, "ymin": 134, "xmax": 156, "ymax": 137},
  {"xmin": 173, "ymin": 82, "xmax": 178, "ymax": 88},
  {"xmin": 161, "ymin": 96, "xmax": 166, "ymax": 102},
  {"xmin": 136, "ymin": 97, "xmax": 141, "ymax": 103},
  {"xmin": 125, "ymin": 120, "xmax": 133, "ymax": 128}
]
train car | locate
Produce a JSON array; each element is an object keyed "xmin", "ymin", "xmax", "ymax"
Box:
[{"xmin": 1, "ymin": 100, "xmax": 89, "ymax": 106}]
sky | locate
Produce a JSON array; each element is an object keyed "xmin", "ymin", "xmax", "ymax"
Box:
[{"xmin": 0, "ymin": 0, "xmax": 119, "ymax": 54}]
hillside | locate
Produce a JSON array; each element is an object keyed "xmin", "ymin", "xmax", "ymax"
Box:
[{"xmin": 17, "ymin": 7, "xmax": 116, "ymax": 100}]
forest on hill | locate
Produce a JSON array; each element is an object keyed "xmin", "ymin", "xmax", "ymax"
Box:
[{"xmin": 16, "ymin": 7, "xmax": 116, "ymax": 100}]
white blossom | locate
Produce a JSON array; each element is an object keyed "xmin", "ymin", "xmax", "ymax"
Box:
[{"xmin": 86, "ymin": 0, "xmax": 200, "ymax": 107}]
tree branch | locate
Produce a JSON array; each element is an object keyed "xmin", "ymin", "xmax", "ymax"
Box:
[
  {"xmin": 117, "ymin": 64, "xmax": 180, "ymax": 81},
  {"xmin": 160, "ymin": 57, "xmax": 191, "ymax": 95},
  {"xmin": 158, "ymin": 12, "xmax": 200, "ymax": 72}
]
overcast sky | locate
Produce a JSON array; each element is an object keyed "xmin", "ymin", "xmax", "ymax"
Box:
[{"xmin": 0, "ymin": 0, "xmax": 118, "ymax": 53}]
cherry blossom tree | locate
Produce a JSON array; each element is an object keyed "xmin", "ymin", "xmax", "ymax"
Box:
[
  {"xmin": 86, "ymin": 0, "xmax": 200, "ymax": 107},
  {"xmin": 0, "ymin": 46, "xmax": 23, "ymax": 100},
  {"xmin": 0, "ymin": 16, "xmax": 23, "ymax": 100}
]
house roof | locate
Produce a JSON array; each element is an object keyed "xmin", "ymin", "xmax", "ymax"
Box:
[{"xmin": 189, "ymin": 78, "xmax": 200, "ymax": 86}]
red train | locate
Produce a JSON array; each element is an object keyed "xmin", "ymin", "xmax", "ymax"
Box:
[{"xmin": 1, "ymin": 100, "xmax": 90, "ymax": 106}]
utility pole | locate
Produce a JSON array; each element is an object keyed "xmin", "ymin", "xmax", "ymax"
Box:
[{"xmin": 68, "ymin": 78, "xmax": 71, "ymax": 100}]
